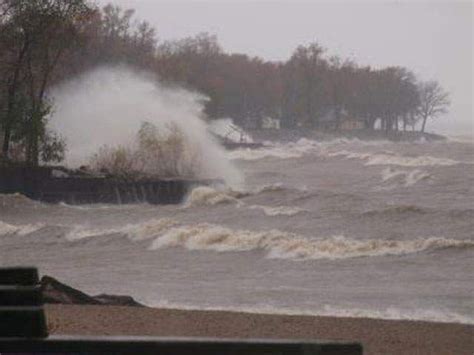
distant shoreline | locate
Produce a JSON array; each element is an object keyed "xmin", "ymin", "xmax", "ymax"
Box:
[
  {"xmin": 248, "ymin": 128, "xmax": 447, "ymax": 143},
  {"xmin": 46, "ymin": 304, "xmax": 473, "ymax": 355}
]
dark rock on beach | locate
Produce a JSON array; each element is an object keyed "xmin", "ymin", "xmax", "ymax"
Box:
[{"xmin": 40, "ymin": 275, "xmax": 144, "ymax": 307}]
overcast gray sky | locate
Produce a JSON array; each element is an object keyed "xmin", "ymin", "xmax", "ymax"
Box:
[{"xmin": 100, "ymin": 0, "xmax": 472, "ymax": 136}]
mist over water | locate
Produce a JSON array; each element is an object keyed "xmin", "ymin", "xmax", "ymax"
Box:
[{"xmin": 49, "ymin": 66, "xmax": 242, "ymax": 186}]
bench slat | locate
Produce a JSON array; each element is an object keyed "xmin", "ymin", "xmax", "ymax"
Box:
[
  {"xmin": 0, "ymin": 286, "xmax": 42, "ymax": 306},
  {"xmin": 0, "ymin": 267, "xmax": 39, "ymax": 286},
  {"xmin": 0, "ymin": 307, "xmax": 48, "ymax": 338}
]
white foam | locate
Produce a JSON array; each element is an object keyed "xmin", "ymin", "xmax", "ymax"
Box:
[
  {"xmin": 184, "ymin": 186, "xmax": 241, "ymax": 207},
  {"xmin": 405, "ymin": 170, "xmax": 431, "ymax": 186},
  {"xmin": 381, "ymin": 167, "xmax": 431, "ymax": 187},
  {"xmin": 227, "ymin": 137, "xmax": 463, "ymax": 167},
  {"xmin": 184, "ymin": 186, "xmax": 306, "ymax": 216},
  {"xmin": 66, "ymin": 218, "xmax": 177, "ymax": 241},
  {"xmin": 249, "ymin": 205, "xmax": 306, "ymax": 216},
  {"xmin": 328, "ymin": 150, "xmax": 460, "ymax": 167},
  {"xmin": 0, "ymin": 221, "xmax": 44, "ymax": 236},
  {"xmin": 228, "ymin": 138, "xmax": 321, "ymax": 161},
  {"xmin": 446, "ymin": 134, "xmax": 474, "ymax": 144},
  {"xmin": 148, "ymin": 223, "xmax": 474, "ymax": 260},
  {"xmin": 183, "ymin": 184, "xmax": 293, "ymax": 208},
  {"xmin": 146, "ymin": 300, "xmax": 474, "ymax": 325},
  {"xmin": 366, "ymin": 154, "xmax": 459, "ymax": 167}
]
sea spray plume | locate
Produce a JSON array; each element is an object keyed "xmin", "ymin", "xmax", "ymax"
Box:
[{"xmin": 48, "ymin": 66, "xmax": 242, "ymax": 186}]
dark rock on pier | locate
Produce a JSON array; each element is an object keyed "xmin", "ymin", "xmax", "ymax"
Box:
[{"xmin": 40, "ymin": 275, "xmax": 144, "ymax": 307}]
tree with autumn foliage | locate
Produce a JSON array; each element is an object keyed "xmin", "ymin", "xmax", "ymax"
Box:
[
  {"xmin": 0, "ymin": 0, "xmax": 93, "ymax": 164},
  {"xmin": 1, "ymin": 2, "xmax": 451, "ymax": 167}
]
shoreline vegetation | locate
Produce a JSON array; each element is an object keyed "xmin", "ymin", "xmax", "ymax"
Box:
[{"xmin": 1, "ymin": 1, "xmax": 451, "ymax": 170}]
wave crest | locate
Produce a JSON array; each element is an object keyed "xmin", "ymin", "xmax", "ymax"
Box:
[
  {"xmin": 184, "ymin": 186, "xmax": 246, "ymax": 207},
  {"xmin": 66, "ymin": 218, "xmax": 177, "ymax": 241},
  {"xmin": 149, "ymin": 223, "xmax": 474, "ymax": 260},
  {"xmin": 249, "ymin": 205, "xmax": 306, "ymax": 216},
  {"xmin": 0, "ymin": 221, "xmax": 44, "ymax": 236},
  {"xmin": 328, "ymin": 150, "xmax": 461, "ymax": 167}
]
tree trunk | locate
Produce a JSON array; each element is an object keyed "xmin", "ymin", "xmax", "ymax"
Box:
[
  {"xmin": 2, "ymin": 125, "xmax": 12, "ymax": 158},
  {"xmin": 2, "ymin": 39, "xmax": 30, "ymax": 158},
  {"xmin": 420, "ymin": 116, "xmax": 428, "ymax": 133}
]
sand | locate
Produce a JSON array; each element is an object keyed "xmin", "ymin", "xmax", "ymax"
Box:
[{"xmin": 45, "ymin": 305, "xmax": 473, "ymax": 355}]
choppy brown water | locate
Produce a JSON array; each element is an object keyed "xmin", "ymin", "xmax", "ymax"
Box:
[{"xmin": 1, "ymin": 137, "xmax": 473, "ymax": 323}]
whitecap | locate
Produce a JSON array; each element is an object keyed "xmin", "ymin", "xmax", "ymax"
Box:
[{"xmin": 148, "ymin": 223, "xmax": 473, "ymax": 260}]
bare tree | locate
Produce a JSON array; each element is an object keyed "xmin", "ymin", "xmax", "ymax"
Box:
[{"xmin": 417, "ymin": 80, "xmax": 450, "ymax": 133}]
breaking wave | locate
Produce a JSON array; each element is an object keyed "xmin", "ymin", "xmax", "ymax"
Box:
[
  {"xmin": 184, "ymin": 186, "xmax": 306, "ymax": 217},
  {"xmin": 228, "ymin": 143, "xmax": 310, "ymax": 161},
  {"xmin": 362, "ymin": 205, "xmax": 428, "ymax": 218},
  {"xmin": 226, "ymin": 138, "xmax": 353, "ymax": 161},
  {"xmin": 183, "ymin": 184, "xmax": 296, "ymax": 208},
  {"xmin": 381, "ymin": 167, "xmax": 431, "ymax": 187},
  {"xmin": 0, "ymin": 221, "xmax": 44, "ymax": 236},
  {"xmin": 148, "ymin": 222, "xmax": 474, "ymax": 260},
  {"xmin": 65, "ymin": 218, "xmax": 177, "ymax": 241},
  {"xmin": 228, "ymin": 138, "xmax": 464, "ymax": 168},
  {"xmin": 249, "ymin": 205, "xmax": 306, "ymax": 216},
  {"xmin": 184, "ymin": 186, "xmax": 244, "ymax": 207},
  {"xmin": 328, "ymin": 150, "xmax": 461, "ymax": 167},
  {"xmin": 0, "ymin": 193, "xmax": 42, "ymax": 209}
]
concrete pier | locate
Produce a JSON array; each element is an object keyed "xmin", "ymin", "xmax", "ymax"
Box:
[{"xmin": 0, "ymin": 166, "xmax": 217, "ymax": 205}]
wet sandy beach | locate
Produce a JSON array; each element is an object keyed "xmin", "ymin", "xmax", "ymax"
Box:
[{"xmin": 46, "ymin": 305, "xmax": 473, "ymax": 355}]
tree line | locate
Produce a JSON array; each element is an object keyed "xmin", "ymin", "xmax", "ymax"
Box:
[{"xmin": 0, "ymin": 0, "xmax": 450, "ymax": 165}]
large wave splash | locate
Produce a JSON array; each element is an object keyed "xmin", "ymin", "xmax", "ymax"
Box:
[{"xmin": 48, "ymin": 66, "xmax": 242, "ymax": 186}]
